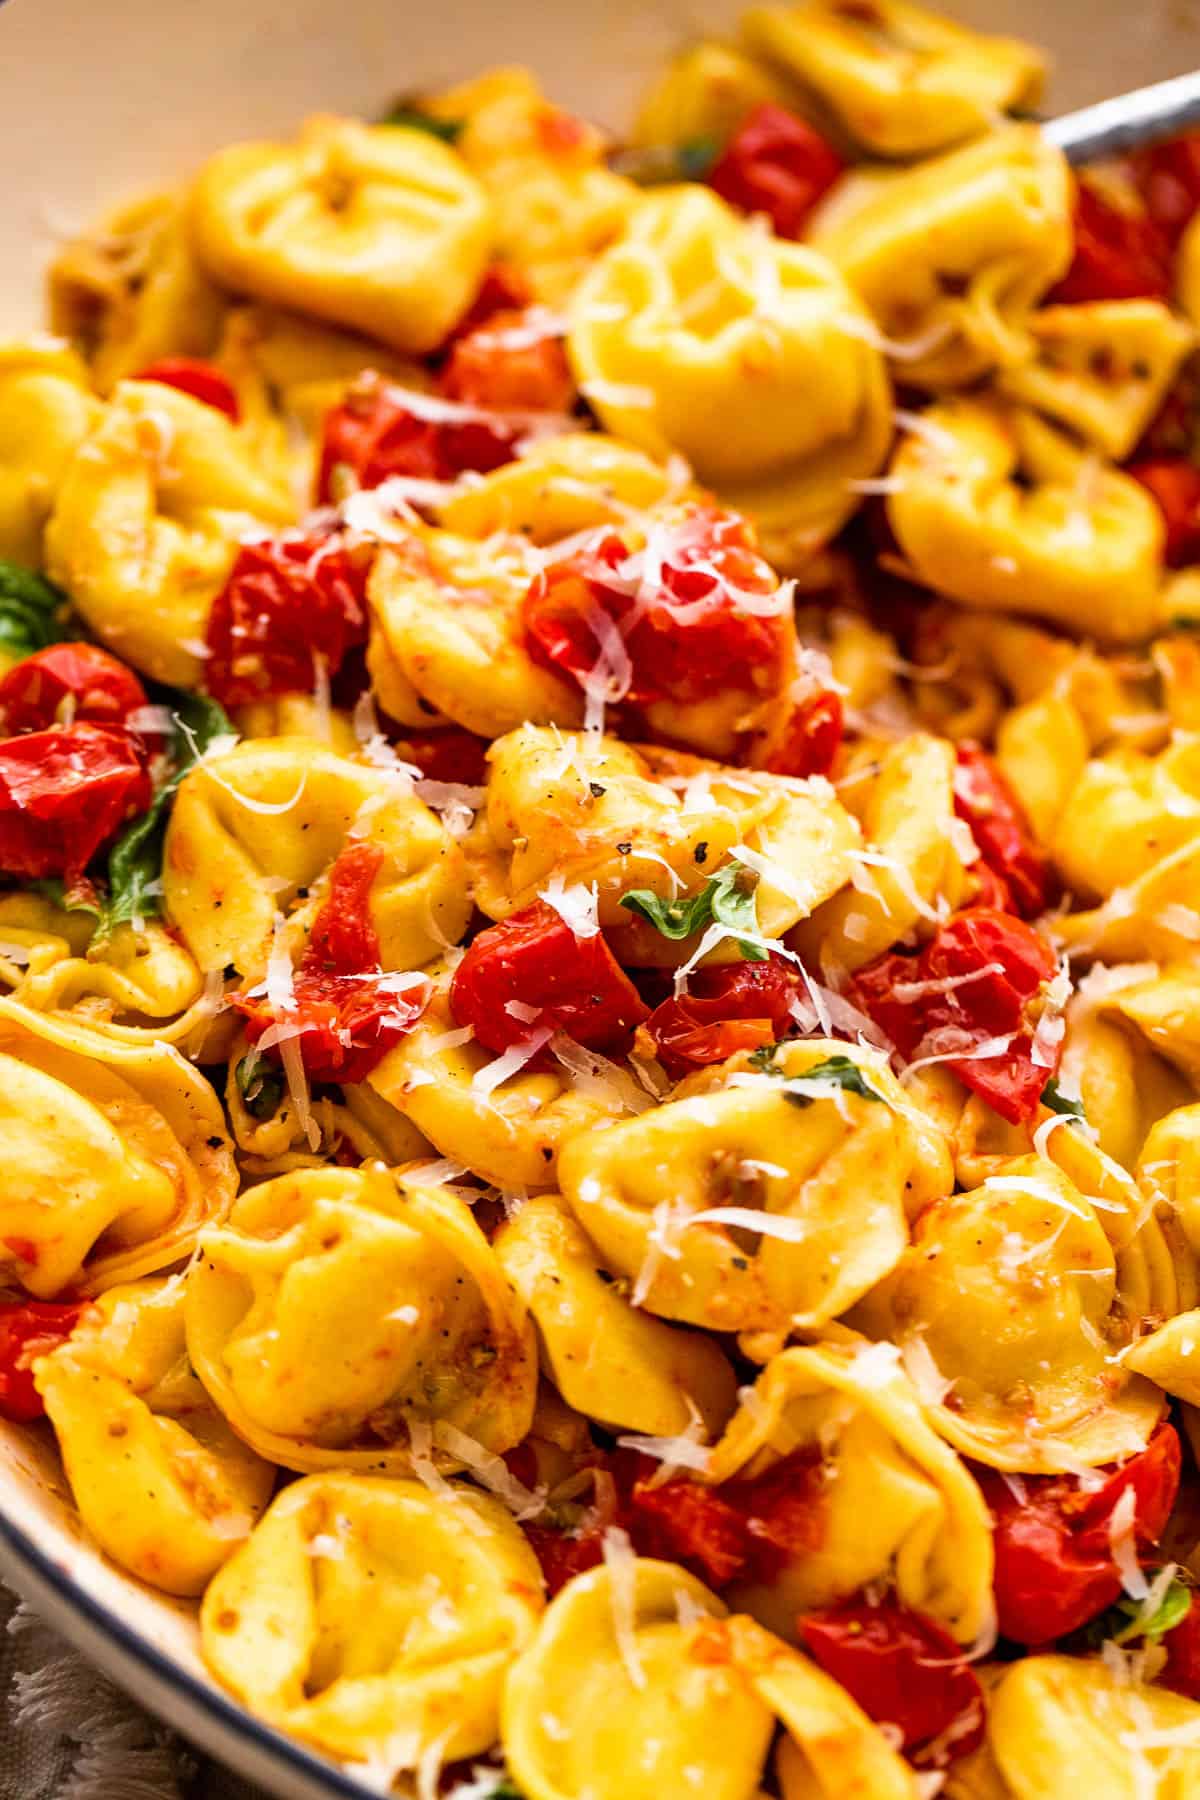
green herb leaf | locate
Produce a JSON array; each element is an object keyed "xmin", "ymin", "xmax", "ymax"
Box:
[
  {"xmin": 235, "ymin": 1048, "xmax": 284, "ymax": 1121},
  {"xmin": 1041, "ymin": 1077, "xmax": 1088, "ymax": 1126},
  {"xmin": 1082, "ymin": 1576, "xmax": 1193, "ymax": 1649},
  {"xmin": 611, "ymin": 135, "xmax": 721, "ymax": 185},
  {"xmin": 783, "ymin": 1053, "xmax": 886, "ymax": 1108},
  {"xmin": 0, "ymin": 561, "xmax": 70, "ymax": 661},
  {"xmin": 96, "ymin": 690, "xmax": 234, "ymax": 937},
  {"xmin": 378, "ymin": 103, "xmax": 463, "ymax": 142},
  {"xmin": 619, "ymin": 860, "xmax": 767, "ymax": 960}
]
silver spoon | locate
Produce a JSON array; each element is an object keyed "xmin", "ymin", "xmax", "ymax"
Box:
[{"xmin": 1045, "ymin": 69, "xmax": 1200, "ymax": 164}]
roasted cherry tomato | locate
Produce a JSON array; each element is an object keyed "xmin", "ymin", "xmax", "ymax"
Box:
[
  {"xmin": 800, "ymin": 1597, "xmax": 986, "ymax": 1768},
  {"xmin": 954, "ymin": 743, "xmax": 1052, "ymax": 920},
  {"xmin": 0, "ymin": 1300, "xmax": 85, "ymax": 1422},
  {"xmin": 1163, "ymin": 1595, "xmax": 1200, "ymax": 1700},
  {"xmin": 1050, "ymin": 178, "xmax": 1171, "ymax": 304},
  {"xmin": 523, "ymin": 508, "xmax": 790, "ymax": 710},
  {"xmin": 315, "ymin": 374, "xmax": 520, "ymax": 502},
  {"xmin": 850, "ymin": 907, "xmax": 1060, "ymax": 1125},
  {"xmin": 236, "ymin": 844, "xmax": 428, "ymax": 1086},
  {"xmin": 976, "ymin": 1424, "xmax": 1182, "ymax": 1645},
  {"xmin": 133, "ymin": 356, "xmax": 241, "ymax": 423},
  {"xmin": 626, "ymin": 1476, "xmax": 751, "ymax": 1588},
  {"xmin": 623, "ymin": 1446, "xmax": 828, "ymax": 1588},
  {"xmin": 0, "ymin": 643, "xmax": 151, "ymax": 742},
  {"xmin": 450, "ymin": 263, "xmax": 535, "ymax": 340},
  {"xmin": 708, "ymin": 103, "xmax": 844, "ymax": 239},
  {"xmin": 450, "ymin": 900, "xmax": 649, "ymax": 1055},
  {"xmin": 0, "ymin": 722, "xmax": 151, "ymax": 882},
  {"xmin": 1127, "ymin": 457, "xmax": 1200, "ymax": 567},
  {"xmin": 640, "ymin": 953, "xmax": 802, "ymax": 1077},
  {"xmin": 204, "ymin": 528, "xmax": 370, "ymax": 709},
  {"xmin": 1133, "ymin": 130, "xmax": 1200, "ymax": 247},
  {"xmin": 441, "ymin": 307, "xmax": 575, "ymax": 414},
  {"xmin": 396, "ymin": 728, "xmax": 489, "ymax": 787},
  {"xmin": 762, "ymin": 688, "xmax": 844, "ymax": 780}
]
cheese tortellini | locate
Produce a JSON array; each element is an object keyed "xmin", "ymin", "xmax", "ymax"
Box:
[{"xmin": 0, "ymin": 341, "xmax": 101, "ymax": 569}]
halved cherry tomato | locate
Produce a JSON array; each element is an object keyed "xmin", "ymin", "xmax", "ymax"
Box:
[
  {"xmin": 626, "ymin": 1476, "xmax": 751, "ymax": 1588},
  {"xmin": 628, "ymin": 1446, "xmax": 827, "ymax": 1587},
  {"xmin": 800, "ymin": 1597, "xmax": 986, "ymax": 1768},
  {"xmin": 976, "ymin": 1424, "xmax": 1182, "ymax": 1645},
  {"xmin": 954, "ymin": 743, "xmax": 1052, "ymax": 920},
  {"xmin": 1133, "ymin": 130, "xmax": 1200, "ymax": 247},
  {"xmin": 849, "ymin": 906, "xmax": 1060, "ymax": 1125},
  {"xmin": 640, "ymin": 953, "xmax": 802, "ymax": 1078},
  {"xmin": 133, "ymin": 356, "xmax": 241, "ymax": 423},
  {"xmin": 442, "ymin": 308, "xmax": 574, "ymax": 414},
  {"xmin": 708, "ymin": 103, "xmax": 844, "ymax": 240},
  {"xmin": 450, "ymin": 900, "xmax": 649, "ymax": 1054},
  {"xmin": 523, "ymin": 508, "xmax": 790, "ymax": 709},
  {"xmin": 204, "ymin": 528, "xmax": 370, "ymax": 708},
  {"xmin": 315, "ymin": 374, "xmax": 520, "ymax": 502},
  {"xmin": 0, "ymin": 1300, "xmax": 85, "ymax": 1421},
  {"xmin": 236, "ymin": 843, "xmax": 428, "ymax": 1085},
  {"xmin": 450, "ymin": 263, "xmax": 535, "ymax": 340},
  {"xmin": 1163, "ymin": 1596, "xmax": 1200, "ymax": 1699},
  {"xmin": 0, "ymin": 723, "xmax": 151, "ymax": 881},
  {"xmin": 0, "ymin": 643, "xmax": 151, "ymax": 742},
  {"xmin": 397, "ymin": 729, "xmax": 490, "ymax": 787},
  {"xmin": 1127, "ymin": 457, "xmax": 1200, "ymax": 567},
  {"xmin": 762, "ymin": 689, "xmax": 844, "ymax": 780},
  {"xmin": 1050, "ymin": 178, "xmax": 1172, "ymax": 304}
]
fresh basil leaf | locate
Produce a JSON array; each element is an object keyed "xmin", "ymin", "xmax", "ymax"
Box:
[
  {"xmin": 378, "ymin": 103, "xmax": 463, "ymax": 142},
  {"xmin": 0, "ymin": 561, "xmax": 70, "ymax": 660},
  {"xmin": 96, "ymin": 689, "xmax": 234, "ymax": 937},
  {"xmin": 782, "ymin": 1053, "xmax": 885, "ymax": 1108},
  {"xmin": 29, "ymin": 876, "xmax": 100, "ymax": 918},
  {"xmin": 1082, "ymin": 1576, "xmax": 1192, "ymax": 1649},
  {"xmin": 619, "ymin": 860, "xmax": 766, "ymax": 960},
  {"xmin": 1041, "ymin": 1077, "xmax": 1088, "ymax": 1126},
  {"xmin": 235, "ymin": 1049, "xmax": 284, "ymax": 1121}
]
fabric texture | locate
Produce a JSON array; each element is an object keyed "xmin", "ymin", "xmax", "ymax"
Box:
[{"xmin": 0, "ymin": 1580, "xmax": 268, "ymax": 1800}]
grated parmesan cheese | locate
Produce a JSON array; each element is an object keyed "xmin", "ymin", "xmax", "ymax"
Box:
[{"xmin": 601, "ymin": 1525, "xmax": 647, "ymax": 1690}]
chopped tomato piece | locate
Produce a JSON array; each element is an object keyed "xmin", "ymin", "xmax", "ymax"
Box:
[
  {"xmin": 0, "ymin": 643, "xmax": 152, "ymax": 743},
  {"xmin": 849, "ymin": 907, "xmax": 1060, "ymax": 1125},
  {"xmin": 235, "ymin": 843, "xmax": 428, "ymax": 1085},
  {"xmin": 1127, "ymin": 457, "xmax": 1200, "ymax": 567},
  {"xmin": 204, "ymin": 528, "xmax": 370, "ymax": 708},
  {"xmin": 953, "ymin": 744, "xmax": 1052, "ymax": 920},
  {"xmin": 627, "ymin": 1477, "xmax": 750, "ymax": 1588},
  {"xmin": 450, "ymin": 900, "xmax": 649, "ymax": 1054},
  {"xmin": 640, "ymin": 953, "xmax": 802, "ymax": 1077},
  {"xmin": 976, "ymin": 1424, "xmax": 1182, "ymax": 1645},
  {"xmin": 133, "ymin": 356, "xmax": 241, "ymax": 423},
  {"xmin": 1133, "ymin": 130, "xmax": 1200, "ymax": 247},
  {"xmin": 397, "ymin": 728, "xmax": 489, "ymax": 786},
  {"xmin": 800, "ymin": 1597, "xmax": 986, "ymax": 1768},
  {"xmin": 0, "ymin": 723, "xmax": 151, "ymax": 881},
  {"xmin": 708, "ymin": 103, "xmax": 844, "ymax": 239},
  {"xmin": 316, "ymin": 374, "xmax": 520, "ymax": 502},
  {"xmin": 442, "ymin": 307, "xmax": 574, "ymax": 414},
  {"xmin": 762, "ymin": 689, "xmax": 844, "ymax": 779},
  {"xmin": 522, "ymin": 1520, "xmax": 607, "ymax": 1595},
  {"xmin": 450, "ymin": 263, "xmax": 535, "ymax": 339},
  {"xmin": 0, "ymin": 1300, "xmax": 85, "ymax": 1421},
  {"xmin": 523, "ymin": 507, "xmax": 791, "ymax": 711},
  {"xmin": 1163, "ymin": 1597, "xmax": 1200, "ymax": 1700},
  {"xmin": 1050, "ymin": 178, "xmax": 1171, "ymax": 304}
]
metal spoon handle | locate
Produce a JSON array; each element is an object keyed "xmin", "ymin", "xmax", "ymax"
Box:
[{"xmin": 1045, "ymin": 68, "xmax": 1200, "ymax": 164}]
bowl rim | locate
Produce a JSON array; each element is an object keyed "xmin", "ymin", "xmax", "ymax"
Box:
[{"xmin": 0, "ymin": 1497, "xmax": 370, "ymax": 1799}]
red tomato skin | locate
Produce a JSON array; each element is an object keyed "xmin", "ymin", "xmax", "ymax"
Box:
[
  {"xmin": 522, "ymin": 1521, "xmax": 607, "ymax": 1596},
  {"xmin": 441, "ymin": 308, "xmax": 574, "ymax": 414},
  {"xmin": 450, "ymin": 901, "xmax": 650, "ymax": 1055},
  {"xmin": 627, "ymin": 1478, "xmax": 751, "ymax": 1588},
  {"xmin": 708, "ymin": 103, "xmax": 844, "ymax": 239},
  {"xmin": 1050, "ymin": 180, "xmax": 1172, "ymax": 304},
  {"xmin": 977, "ymin": 1424, "xmax": 1182, "ymax": 1645},
  {"xmin": 0, "ymin": 644, "xmax": 150, "ymax": 741},
  {"xmin": 204, "ymin": 530, "xmax": 370, "ymax": 708},
  {"xmin": 1134, "ymin": 130, "xmax": 1200, "ymax": 247},
  {"xmin": 133, "ymin": 357, "xmax": 241, "ymax": 423},
  {"xmin": 523, "ymin": 510, "xmax": 789, "ymax": 709},
  {"xmin": 763, "ymin": 690, "xmax": 844, "ymax": 780},
  {"xmin": 954, "ymin": 743, "xmax": 1052, "ymax": 920},
  {"xmin": 850, "ymin": 907, "xmax": 1059, "ymax": 1126},
  {"xmin": 236, "ymin": 844, "xmax": 427, "ymax": 1085},
  {"xmin": 1127, "ymin": 457, "xmax": 1200, "ymax": 567},
  {"xmin": 0, "ymin": 723, "xmax": 151, "ymax": 881},
  {"xmin": 315, "ymin": 376, "xmax": 518, "ymax": 502},
  {"xmin": 799, "ymin": 1598, "xmax": 986, "ymax": 1767},
  {"xmin": 398, "ymin": 729, "xmax": 489, "ymax": 786},
  {"xmin": 0, "ymin": 1301, "xmax": 85, "ymax": 1421},
  {"xmin": 1162, "ymin": 1600, "xmax": 1200, "ymax": 1700},
  {"xmin": 641, "ymin": 953, "xmax": 802, "ymax": 1078},
  {"xmin": 450, "ymin": 264, "xmax": 535, "ymax": 340}
]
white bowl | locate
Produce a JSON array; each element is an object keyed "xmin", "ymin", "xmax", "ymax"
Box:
[{"xmin": 0, "ymin": 0, "xmax": 1198, "ymax": 1790}]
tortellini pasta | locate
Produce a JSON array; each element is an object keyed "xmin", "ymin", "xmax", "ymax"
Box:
[
  {"xmin": 202, "ymin": 1471, "xmax": 544, "ymax": 1767},
  {"xmin": 0, "ymin": 340, "xmax": 101, "ymax": 569},
  {"xmin": 560, "ymin": 1038, "xmax": 952, "ymax": 1336},
  {"xmin": 190, "ymin": 118, "xmax": 493, "ymax": 352},
  {"xmin": 186, "ymin": 1166, "xmax": 537, "ymax": 1472},
  {"xmin": 569, "ymin": 186, "xmax": 892, "ymax": 563},
  {"xmin": 35, "ymin": 1278, "xmax": 274, "ymax": 1594}
]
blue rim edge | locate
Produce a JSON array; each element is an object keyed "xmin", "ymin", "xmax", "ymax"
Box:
[{"xmin": 0, "ymin": 1501, "xmax": 369, "ymax": 1799}]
